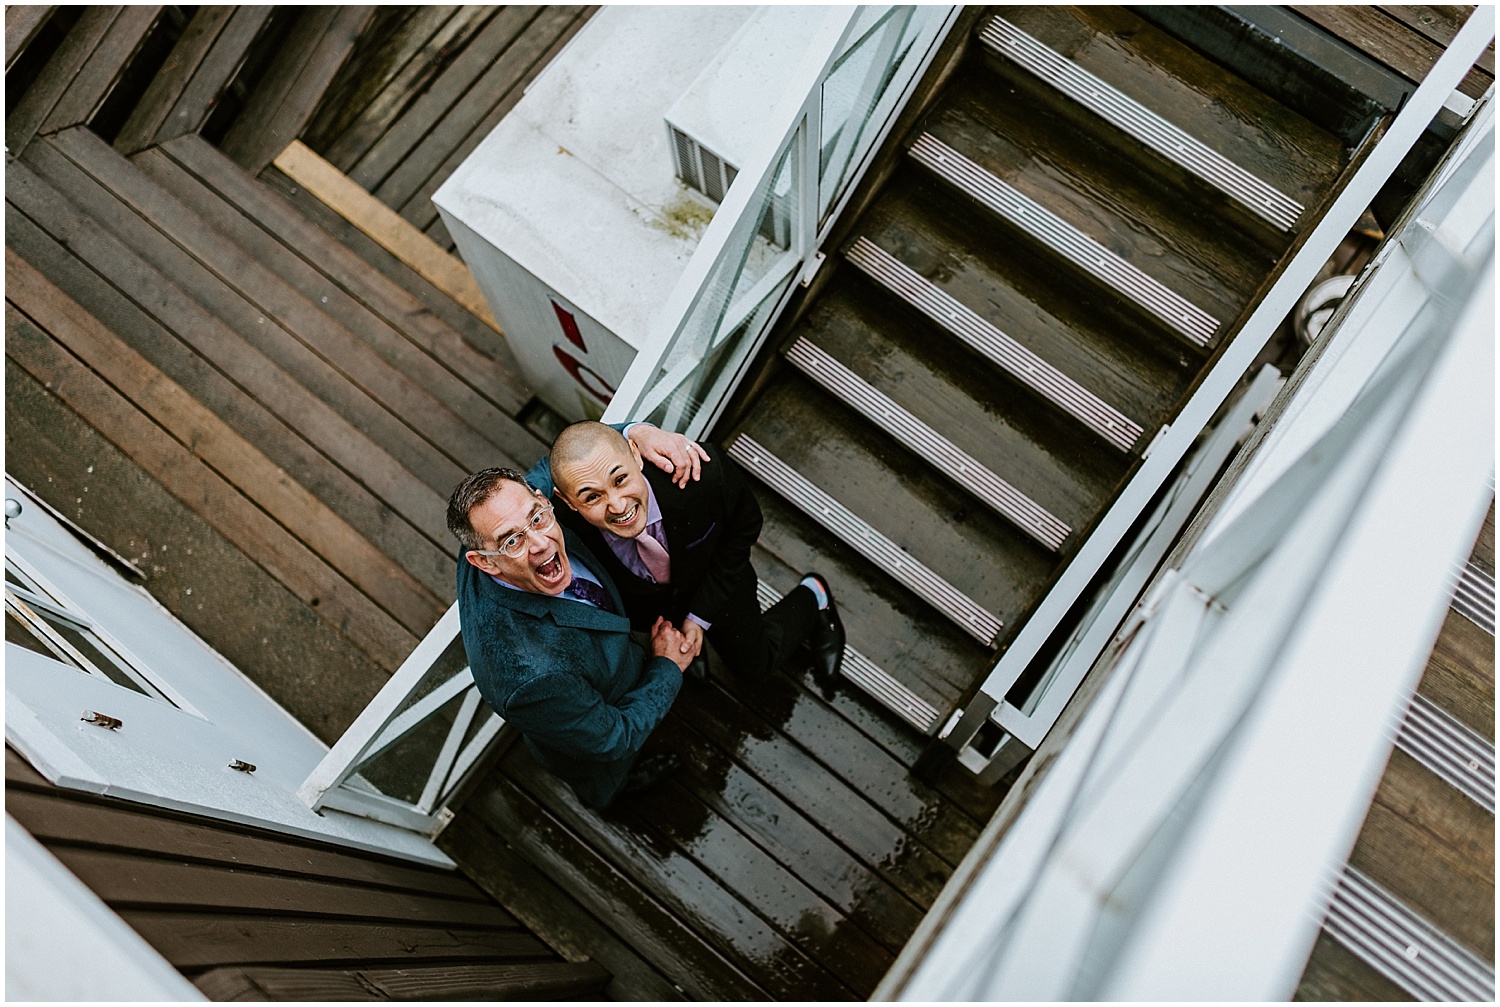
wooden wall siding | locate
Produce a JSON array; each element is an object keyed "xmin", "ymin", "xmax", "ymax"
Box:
[
  {"xmin": 5, "ymin": 748, "xmax": 609, "ymax": 1002},
  {"xmin": 1290, "ymin": 5, "xmax": 1495, "ymax": 98},
  {"xmin": 300, "ymin": 5, "xmax": 596, "ymax": 252},
  {"xmin": 1295, "ymin": 505, "xmax": 1495, "ymax": 999}
]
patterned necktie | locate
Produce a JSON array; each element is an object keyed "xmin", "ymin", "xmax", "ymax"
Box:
[
  {"xmin": 635, "ymin": 525, "xmax": 671, "ymax": 584},
  {"xmin": 568, "ymin": 576, "xmax": 616, "ymax": 614}
]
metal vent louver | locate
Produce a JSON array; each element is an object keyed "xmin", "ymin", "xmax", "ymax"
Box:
[{"xmin": 668, "ymin": 124, "xmax": 737, "ymax": 204}]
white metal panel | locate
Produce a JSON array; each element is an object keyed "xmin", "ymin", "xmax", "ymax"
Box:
[
  {"xmin": 7, "ymin": 816, "xmax": 205, "ymax": 1001},
  {"xmin": 3, "ymin": 476, "xmax": 449, "ymax": 867}
]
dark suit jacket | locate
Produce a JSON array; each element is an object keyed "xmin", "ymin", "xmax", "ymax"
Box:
[
  {"xmin": 528, "ymin": 441, "xmax": 762, "ymax": 632},
  {"xmin": 456, "ymin": 528, "xmax": 682, "ymax": 809}
]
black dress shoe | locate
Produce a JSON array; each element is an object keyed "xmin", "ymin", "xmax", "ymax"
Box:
[
  {"xmin": 685, "ymin": 654, "xmax": 709, "ymax": 682},
  {"xmin": 803, "ymin": 572, "xmax": 845, "ymax": 680},
  {"xmin": 619, "ymin": 751, "xmax": 681, "ymax": 796}
]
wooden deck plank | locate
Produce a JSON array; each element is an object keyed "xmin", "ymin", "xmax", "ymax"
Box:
[
  {"xmin": 117, "ymin": 5, "xmax": 275, "ymax": 155},
  {"xmin": 697, "ymin": 658, "xmax": 982, "ymax": 867},
  {"xmin": 220, "ymin": 5, "xmax": 373, "ymax": 175},
  {"xmin": 4, "ymin": 362, "xmax": 391, "ymax": 743},
  {"xmin": 1290, "ymin": 5, "xmax": 1493, "ymax": 98},
  {"xmin": 1378, "ymin": 5, "xmax": 1495, "ymax": 74},
  {"xmin": 439, "ymin": 813, "xmax": 686, "ymax": 1001},
  {"xmin": 38, "ymin": 4, "xmax": 161, "ymax": 135},
  {"xmin": 386, "ymin": 5, "xmax": 595, "ymax": 231},
  {"xmin": 6, "ymin": 5, "xmax": 122, "ymax": 154},
  {"xmin": 348, "ymin": 6, "xmax": 541, "ymax": 193},
  {"xmin": 1417, "ymin": 609, "xmax": 1495, "ymax": 740},
  {"xmin": 5, "ymin": 5, "xmax": 57, "ymax": 71},
  {"xmin": 113, "ymin": 5, "xmax": 235, "ymax": 153},
  {"xmin": 4, "ymin": 786, "xmax": 477, "ymax": 900},
  {"xmin": 61, "ymin": 134, "xmax": 516, "ymax": 482},
  {"xmin": 502, "ymin": 748, "xmax": 856, "ymax": 1001},
  {"xmin": 4, "ymin": 250, "xmax": 445, "ymax": 638},
  {"xmin": 4, "ymin": 302, "xmax": 418, "ymax": 673},
  {"xmin": 273, "ymin": 138, "xmax": 500, "ymax": 333},
  {"xmin": 4, "ymin": 202, "xmax": 457, "ymax": 605},
  {"xmin": 192, "ymin": 961, "xmax": 609, "ymax": 1001},
  {"xmin": 1347, "ymin": 748, "xmax": 1494, "ymax": 960},
  {"xmin": 50, "ymin": 845, "xmax": 516, "ymax": 926},
  {"xmin": 656, "ymin": 714, "xmax": 926, "ymax": 953},
  {"xmin": 1294, "ymin": 930, "xmax": 1413, "ymax": 1001},
  {"xmin": 671, "ymin": 678, "xmax": 956, "ymax": 909},
  {"xmin": 25, "ymin": 131, "xmax": 468, "ymax": 503},
  {"xmin": 161, "ymin": 134, "xmax": 534, "ymax": 418},
  {"xmin": 118, "ymin": 911, "xmax": 549, "ymax": 969},
  {"xmin": 313, "ymin": 6, "xmax": 491, "ymax": 172},
  {"xmin": 258, "ymin": 165, "xmax": 513, "ymax": 367},
  {"xmin": 5, "ymin": 159, "xmax": 456, "ymax": 574},
  {"xmin": 633, "ymin": 775, "xmax": 894, "ymax": 995},
  {"xmin": 138, "ymin": 141, "xmax": 544, "ymax": 469},
  {"xmin": 466, "ymin": 774, "xmax": 767, "ymax": 1000}
]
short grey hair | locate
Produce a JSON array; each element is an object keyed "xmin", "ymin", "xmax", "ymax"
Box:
[{"xmin": 446, "ymin": 467, "xmax": 532, "ymax": 550}]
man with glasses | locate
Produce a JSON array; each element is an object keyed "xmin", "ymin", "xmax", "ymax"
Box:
[{"xmin": 449, "ymin": 430, "xmax": 701, "ymax": 810}]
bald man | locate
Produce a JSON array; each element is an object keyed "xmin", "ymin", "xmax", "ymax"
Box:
[{"xmin": 528, "ymin": 421, "xmax": 845, "ymax": 685}]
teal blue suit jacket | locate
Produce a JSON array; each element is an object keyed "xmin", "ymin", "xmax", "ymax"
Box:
[{"xmin": 457, "ymin": 528, "xmax": 682, "ymax": 808}]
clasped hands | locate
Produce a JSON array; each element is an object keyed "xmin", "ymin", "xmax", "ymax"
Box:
[{"xmin": 649, "ymin": 616, "xmax": 704, "ymax": 672}]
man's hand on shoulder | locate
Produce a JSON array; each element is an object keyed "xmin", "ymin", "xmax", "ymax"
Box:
[
  {"xmin": 650, "ymin": 616, "xmax": 700, "ymax": 672},
  {"xmin": 628, "ymin": 423, "xmax": 711, "ymax": 489}
]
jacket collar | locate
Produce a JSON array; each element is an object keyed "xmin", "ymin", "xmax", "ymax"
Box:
[{"xmin": 483, "ymin": 528, "xmax": 631, "ymax": 633}]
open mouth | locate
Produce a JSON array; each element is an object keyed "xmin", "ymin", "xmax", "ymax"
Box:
[
  {"xmin": 608, "ymin": 503, "xmax": 640, "ymax": 528},
  {"xmin": 536, "ymin": 552, "xmax": 566, "ymax": 585}
]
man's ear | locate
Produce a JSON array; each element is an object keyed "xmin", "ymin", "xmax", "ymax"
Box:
[
  {"xmin": 628, "ymin": 439, "xmax": 645, "ymax": 472},
  {"xmin": 464, "ymin": 550, "xmax": 492, "ymax": 573},
  {"xmin": 550, "ymin": 482, "xmax": 580, "ymax": 513}
]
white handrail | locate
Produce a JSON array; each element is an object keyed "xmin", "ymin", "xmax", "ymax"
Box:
[
  {"xmin": 951, "ymin": 5, "xmax": 1498, "ymax": 745},
  {"xmin": 603, "ymin": 7, "xmax": 861, "ymax": 424}
]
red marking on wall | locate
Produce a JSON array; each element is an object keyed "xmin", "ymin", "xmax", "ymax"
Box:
[
  {"xmin": 552, "ymin": 345, "xmax": 614, "ymax": 404},
  {"xmin": 551, "ymin": 299, "xmax": 587, "ymax": 350}
]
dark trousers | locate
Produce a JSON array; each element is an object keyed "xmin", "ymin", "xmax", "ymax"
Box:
[{"xmin": 707, "ymin": 582, "xmax": 821, "ymax": 682}]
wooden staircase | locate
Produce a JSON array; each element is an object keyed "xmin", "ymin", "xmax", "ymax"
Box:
[{"xmin": 718, "ymin": 5, "xmax": 1354, "ymax": 734}]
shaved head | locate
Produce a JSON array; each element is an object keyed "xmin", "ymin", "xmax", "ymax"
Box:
[
  {"xmin": 550, "ymin": 421, "xmax": 631, "ymax": 488},
  {"xmin": 550, "ymin": 421, "xmax": 652, "ymax": 539}
]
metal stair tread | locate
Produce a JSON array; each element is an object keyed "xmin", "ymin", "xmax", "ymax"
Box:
[
  {"xmin": 1397, "ymin": 692, "xmax": 1496, "ymax": 813},
  {"xmin": 907, "ymin": 132, "xmax": 1221, "ymax": 347},
  {"xmin": 729, "ymin": 433, "xmax": 1004, "ymax": 646},
  {"xmin": 845, "ymin": 235, "xmax": 1144, "ymax": 451},
  {"xmin": 754, "ymin": 578, "xmax": 941, "ymax": 734},
  {"xmin": 1323, "ymin": 866, "xmax": 1495, "ymax": 1002},
  {"xmin": 783, "ymin": 336, "xmax": 1070, "ymax": 551},
  {"xmin": 979, "ymin": 15, "xmax": 1303, "ymax": 231}
]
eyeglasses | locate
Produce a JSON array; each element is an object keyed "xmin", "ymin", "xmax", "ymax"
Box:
[{"xmin": 471, "ymin": 502, "xmax": 557, "ymax": 559}]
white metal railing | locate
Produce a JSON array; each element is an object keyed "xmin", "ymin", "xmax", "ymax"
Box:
[
  {"xmin": 883, "ymin": 82, "xmax": 1495, "ymax": 1002},
  {"xmin": 940, "ymin": 6, "xmax": 1498, "ymax": 762},
  {"xmin": 297, "ymin": 5, "xmax": 957, "ymax": 835},
  {"xmin": 603, "ymin": 4, "xmax": 958, "ymax": 437}
]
